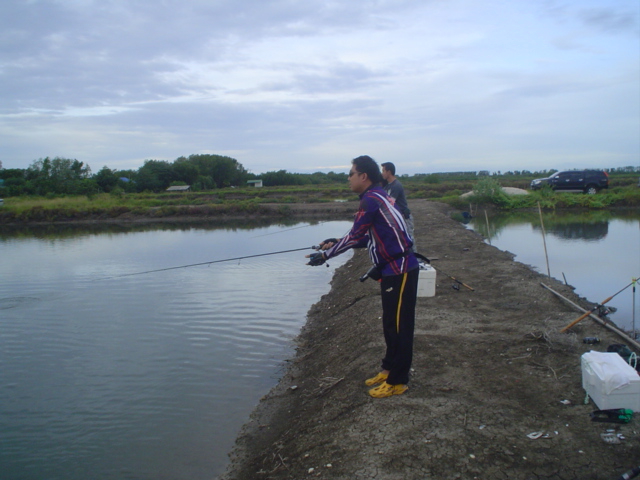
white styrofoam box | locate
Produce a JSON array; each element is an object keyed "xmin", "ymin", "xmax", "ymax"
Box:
[
  {"xmin": 581, "ymin": 351, "xmax": 640, "ymax": 412},
  {"xmin": 417, "ymin": 265, "xmax": 436, "ymax": 297}
]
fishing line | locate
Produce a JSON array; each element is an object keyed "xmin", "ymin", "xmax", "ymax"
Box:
[{"xmin": 109, "ymin": 246, "xmax": 319, "ymax": 279}]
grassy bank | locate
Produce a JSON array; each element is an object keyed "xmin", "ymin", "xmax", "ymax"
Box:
[
  {"xmin": 1, "ymin": 181, "xmax": 638, "ymax": 223},
  {"xmin": 444, "ymin": 178, "xmax": 640, "ymax": 210},
  {"xmin": 0, "ymin": 190, "xmax": 317, "ymax": 223}
]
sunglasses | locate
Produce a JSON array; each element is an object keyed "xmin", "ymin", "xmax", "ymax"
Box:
[{"xmin": 348, "ymin": 170, "xmax": 361, "ymax": 178}]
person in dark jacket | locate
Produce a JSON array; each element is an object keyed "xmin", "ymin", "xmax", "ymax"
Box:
[
  {"xmin": 381, "ymin": 162, "xmax": 415, "ymax": 252},
  {"xmin": 306, "ymin": 155, "xmax": 419, "ymax": 398}
]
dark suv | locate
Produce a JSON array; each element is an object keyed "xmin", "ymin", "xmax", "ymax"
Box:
[{"xmin": 530, "ymin": 170, "xmax": 609, "ymax": 194}]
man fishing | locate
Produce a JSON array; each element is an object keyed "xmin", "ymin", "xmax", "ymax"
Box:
[{"xmin": 306, "ymin": 155, "xmax": 419, "ymax": 398}]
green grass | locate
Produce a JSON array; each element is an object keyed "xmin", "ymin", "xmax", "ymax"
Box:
[{"xmin": 1, "ymin": 181, "xmax": 638, "ymax": 223}]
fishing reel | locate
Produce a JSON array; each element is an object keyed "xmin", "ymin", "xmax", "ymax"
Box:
[
  {"xmin": 596, "ymin": 304, "xmax": 615, "ymax": 318},
  {"xmin": 307, "ymin": 252, "xmax": 328, "ymax": 267},
  {"xmin": 359, "ymin": 265, "xmax": 382, "ymax": 282}
]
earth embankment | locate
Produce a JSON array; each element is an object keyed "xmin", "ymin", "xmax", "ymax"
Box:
[{"xmin": 219, "ymin": 199, "xmax": 639, "ymax": 480}]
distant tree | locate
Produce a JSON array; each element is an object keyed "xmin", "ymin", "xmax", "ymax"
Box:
[
  {"xmin": 423, "ymin": 174, "xmax": 441, "ymax": 184},
  {"xmin": 0, "ymin": 168, "xmax": 27, "ymax": 196},
  {"xmin": 325, "ymin": 171, "xmax": 348, "ymax": 183},
  {"xmin": 195, "ymin": 174, "xmax": 215, "ymax": 190},
  {"xmin": 184, "ymin": 154, "xmax": 248, "ymax": 188},
  {"xmin": 173, "ymin": 157, "xmax": 200, "ymax": 185},
  {"xmin": 25, "ymin": 157, "xmax": 93, "ymax": 194},
  {"xmin": 261, "ymin": 170, "xmax": 307, "ymax": 186},
  {"xmin": 136, "ymin": 160, "xmax": 176, "ymax": 192},
  {"xmin": 94, "ymin": 166, "xmax": 119, "ymax": 192},
  {"xmin": 0, "ymin": 168, "xmax": 25, "ymax": 180}
]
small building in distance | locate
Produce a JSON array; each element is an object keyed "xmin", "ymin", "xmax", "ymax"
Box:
[
  {"xmin": 247, "ymin": 180, "xmax": 263, "ymax": 188},
  {"xmin": 166, "ymin": 185, "xmax": 191, "ymax": 192}
]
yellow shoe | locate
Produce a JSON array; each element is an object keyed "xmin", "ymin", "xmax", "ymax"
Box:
[
  {"xmin": 364, "ymin": 372, "xmax": 389, "ymax": 386},
  {"xmin": 368, "ymin": 381, "xmax": 408, "ymax": 398}
]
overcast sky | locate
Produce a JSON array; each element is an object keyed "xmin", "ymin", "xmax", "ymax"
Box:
[{"xmin": 1, "ymin": 0, "xmax": 638, "ymax": 175}]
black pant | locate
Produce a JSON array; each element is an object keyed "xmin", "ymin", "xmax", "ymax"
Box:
[{"xmin": 379, "ymin": 267, "xmax": 419, "ymax": 385}]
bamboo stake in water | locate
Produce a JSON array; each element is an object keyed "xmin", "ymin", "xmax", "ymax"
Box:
[
  {"xmin": 484, "ymin": 210, "xmax": 491, "ymax": 245},
  {"xmin": 537, "ymin": 202, "xmax": 551, "ymax": 278},
  {"xmin": 633, "ymin": 277, "xmax": 637, "ymax": 339}
]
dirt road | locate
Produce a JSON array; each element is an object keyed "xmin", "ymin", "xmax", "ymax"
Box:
[{"xmin": 219, "ymin": 200, "xmax": 640, "ymax": 480}]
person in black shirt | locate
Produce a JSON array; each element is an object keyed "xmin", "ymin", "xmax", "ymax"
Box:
[{"xmin": 381, "ymin": 162, "xmax": 415, "ymax": 252}]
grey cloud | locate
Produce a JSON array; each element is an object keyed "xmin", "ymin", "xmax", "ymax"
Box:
[
  {"xmin": 260, "ymin": 62, "xmax": 385, "ymax": 95},
  {"xmin": 578, "ymin": 7, "xmax": 639, "ymax": 34},
  {"xmin": 0, "ymin": 0, "xmax": 421, "ymax": 114},
  {"xmin": 540, "ymin": 1, "xmax": 638, "ymax": 35}
]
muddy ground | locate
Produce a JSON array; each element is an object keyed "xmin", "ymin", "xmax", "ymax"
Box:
[{"xmin": 218, "ymin": 199, "xmax": 639, "ymax": 480}]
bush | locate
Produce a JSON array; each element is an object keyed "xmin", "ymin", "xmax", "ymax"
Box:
[{"xmin": 469, "ymin": 178, "xmax": 510, "ymax": 206}]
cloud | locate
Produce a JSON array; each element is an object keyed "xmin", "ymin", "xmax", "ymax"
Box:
[
  {"xmin": 578, "ymin": 6, "xmax": 639, "ymax": 34},
  {"xmin": 0, "ymin": 0, "xmax": 638, "ymax": 174}
]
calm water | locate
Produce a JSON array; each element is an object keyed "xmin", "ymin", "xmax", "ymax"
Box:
[
  {"xmin": 0, "ymin": 220, "xmax": 352, "ymax": 480},
  {"xmin": 467, "ymin": 209, "xmax": 640, "ymax": 333}
]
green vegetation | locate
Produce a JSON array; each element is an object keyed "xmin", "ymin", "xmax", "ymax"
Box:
[
  {"xmin": 444, "ymin": 176, "xmax": 640, "ymax": 210},
  {"xmin": 0, "ymin": 154, "xmax": 349, "ymax": 197},
  {"xmin": 0, "ymin": 155, "xmax": 638, "ymax": 222}
]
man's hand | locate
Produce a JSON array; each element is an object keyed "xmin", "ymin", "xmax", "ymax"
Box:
[
  {"xmin": 306, "ymin": 252, "xmax": 326, "ymax": 266},
  {"xmin": 318, "ymin": 238, "xmax": 339, "ymax": 250}
]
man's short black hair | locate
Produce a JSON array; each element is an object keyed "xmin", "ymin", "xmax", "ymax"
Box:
[
  {"xmin": 352, "ymin": 155, "xmax": 382, "ymax": 185},
  {"xmin": 381, "ymin": 162, "xmax": 396, "ymax": 176}
]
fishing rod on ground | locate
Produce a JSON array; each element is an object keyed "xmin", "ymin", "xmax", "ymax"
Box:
[
  {"xmin": 560, "ymin": 277, "xmax": 639, "ymax": 333},
  {"xmin": 109, "ymin": 245, "xmax": 325, "ymax": 279},
  {"xmin": 413, "ymin": 253, "xmax": 475, "ymax": 291},
  {"xmin": 437, "ymin": 269, "xmax": 475, "ymax": 291}
]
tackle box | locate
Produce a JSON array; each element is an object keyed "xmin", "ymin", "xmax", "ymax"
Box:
[
  {"xmin": 581, "ymin": 351, "xmax": 640, "ymax": 412},
  {"xmin": 417, "ymin": 264, "xmax": 436, "ymax": 298}
]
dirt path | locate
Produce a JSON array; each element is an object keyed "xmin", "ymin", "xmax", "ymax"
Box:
[{"xmin": 219, "ymin": 200, "xmax": 640, "ymax": 480}]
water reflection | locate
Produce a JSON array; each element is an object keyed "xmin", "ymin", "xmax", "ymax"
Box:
[
  {"xmin": 535, "ymin": 221, "xmax": 609, "ymax": 241},
  {"xmin": 0, "ymin": 217, "xmax": 327, "ymax": 241},
  {"xmin": 470, "ymin": 209, "xmax": 623, "ymax": 241}
]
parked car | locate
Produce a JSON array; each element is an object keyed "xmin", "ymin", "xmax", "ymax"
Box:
[{"xmin": 530, "ymin": 170, "xmax": 609, "ymax": 194}]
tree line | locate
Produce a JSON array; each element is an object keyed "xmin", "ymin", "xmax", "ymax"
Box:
[
  {"xmin": 0, "ymin": 154, "xmax": 353, "ymax": 197},
  {"xmin": 0, "ymin": 155, "xmax": 638, "ymax": 197}
]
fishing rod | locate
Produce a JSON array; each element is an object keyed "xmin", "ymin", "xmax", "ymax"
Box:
[
  {"xmin": 112, "ymin": 246, "xmax": 320, "ymax": 279},
  {"xmin": 439, "ymin": 270, "xmax": 475, "ymax": 291},
  {"xmin": 415, "ymin": 253, "xmax": 475, "ymax": 291},
  {"xmin": 561, "ymin": 277, "xmax": 639, "ymax": 333}
]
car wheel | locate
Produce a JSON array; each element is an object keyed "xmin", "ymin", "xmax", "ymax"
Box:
[{"xmin": 585, "ymin": 185, "xmax": 598, "ymax": 195}]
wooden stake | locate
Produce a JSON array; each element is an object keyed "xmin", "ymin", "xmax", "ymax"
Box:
[
  {"xmin": 484, "ymin": 210, "xmax": 491, "ymax": 245},
  {"xmin": 537, "ymin": 202, "xmax": 551, "ymax": 278}
]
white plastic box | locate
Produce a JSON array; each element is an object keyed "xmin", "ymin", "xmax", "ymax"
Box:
[
  {"xmin": 417, "ymin": 265, "xmax": 436, "ymax": 298},
  {"xmin": 581, "ymin": 351, "xmax": 640, "ymax": 412}
]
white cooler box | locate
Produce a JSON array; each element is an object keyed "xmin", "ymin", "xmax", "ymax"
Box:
[
  {"xmin": 417, "ymin": 265, "xmax": 436, "ymax": 298},
  {"xmin": 581, "ymin": 351, "xmax": 640, "ymax": 412}
]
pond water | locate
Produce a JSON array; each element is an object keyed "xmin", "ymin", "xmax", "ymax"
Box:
[
  {"xmin": 466, "ymin": 209, "xmax": 640, "ymax": 334},
  {"xmin": 0, "ymin": 220, "xmax": 352, "ymax": 480}
]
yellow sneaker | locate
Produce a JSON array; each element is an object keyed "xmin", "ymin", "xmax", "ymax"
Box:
[
  {"xmin": 368, "ymin": 381, "xmax": 408, "ymax": 398},
  {"xmin": 364, "ymin": 372, "xmax": 389, "ymax": 386}
]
